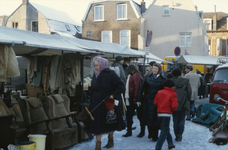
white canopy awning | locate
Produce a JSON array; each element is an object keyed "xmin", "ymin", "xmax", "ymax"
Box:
[{"xmin": 177, "ymin": 55, "xmax": 222, "ymax": 65}]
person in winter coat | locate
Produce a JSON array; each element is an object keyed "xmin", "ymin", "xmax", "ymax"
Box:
[
  {"xmin": 137, "ymin": 63, "xmax": 166, "ymax": 141},
  {"xmin": 87, "ymin": 56, "xmax": 125, "ymax": 150},
  {"xmin": 184, "ymin": 64, "xmax": 201, "ymax": 120},
  {"xmin": 111, "ymin": 55, "xmax": 126, "ymax": 83},
  {"xmin": 122, "ymin": 65, "xmax": 143, "ymax": 137},
  {"xmin": 170, "ymin": 68, "xmax": 192, "ymax": 142},
  {"xmin": 154, "ymin": 79, "xmax": 178, "ymax": 150}
]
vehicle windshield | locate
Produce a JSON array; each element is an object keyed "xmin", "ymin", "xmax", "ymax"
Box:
[{"xmin": 212, "ymin": 68, "xmax": 228, "ymax": 84}]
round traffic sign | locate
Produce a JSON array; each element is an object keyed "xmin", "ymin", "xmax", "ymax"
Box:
[
  {"xmin": 174, "ymin": 47, "xmax": 181, "ymax": 56},
  {"xmin": 146, "ymin": 31, "xmax": 153, "ymax": 47}
]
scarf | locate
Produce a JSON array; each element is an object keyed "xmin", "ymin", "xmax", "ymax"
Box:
[
  {"xmin": 92, "ymin": 56, "xmax": 108, "ymax": 78},
  {"xmin": 125, "ymin": 74, "xmax": 131, "ymax": 106}
]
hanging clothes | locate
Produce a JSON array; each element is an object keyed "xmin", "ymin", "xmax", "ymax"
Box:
[
  {"xmin": 27, "ymin": 56, "xmax": 38, "ymax": 85},
  {"xmin": 42, "ymin": 57, "xmax": 52, "ymax": 96},
  {"xmin": 0, "ymin": 45, "xmax": 20, "ymax": 82},
  {"xmin": 49, "ymin": 56, "xmax": 61, "ymax": 91},
  {"xmin": 33, "ymin": 57, "xmax": 44, "ymax": 87},
  {"xmin": 62, "ymin": 53, "xmax": 81, "ymax": 97},
  {"xmin": 55, "ymin": 56, "xmax": 65, "ymax": 94}
]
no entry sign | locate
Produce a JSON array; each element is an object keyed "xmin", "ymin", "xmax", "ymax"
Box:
[
  {"xmin": 146, "ymin": 31, "xmax": 152, "ymax": 47},
  {"xmin": 174, "ymin": 47, "xmax": 181, "ymax": 56}
]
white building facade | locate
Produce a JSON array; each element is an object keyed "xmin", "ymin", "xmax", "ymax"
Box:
[{"xmin": 139, "ymin": 0, "xmax": 208, "ymax": 59}]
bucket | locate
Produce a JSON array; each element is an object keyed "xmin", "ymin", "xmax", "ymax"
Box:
[
  {"xmin": 28, "ymin": 134, "xmax": 46, "ymax": 150},
  {"xmin": 17, "ymin": 141, "xmax": 36, "ymax": 150}
]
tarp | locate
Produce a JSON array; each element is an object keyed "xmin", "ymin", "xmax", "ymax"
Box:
[
  {"xmin": 177, "ymin": 55, "xmax": 222, "ymax": 65},
  {"xmin": 0, "ymin": 26, "xmax": 162, "ymax": 58},
  {"xmin": 192, "ymin": 103, "xmax": 224, "ymax": 127}
]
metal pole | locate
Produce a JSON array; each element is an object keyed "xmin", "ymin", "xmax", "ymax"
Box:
[
  {"xmin": 81, "ymin": 55, "xmax": 84, "ymax": 111},
  {"xmin": 142, "ymin": 55, "xmax": 146, "ymax": 75}
]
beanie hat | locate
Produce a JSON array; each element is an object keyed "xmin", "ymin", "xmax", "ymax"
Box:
[{"xmin": 115, "ymin": 55, "xmax": 124, "ymax": 62}]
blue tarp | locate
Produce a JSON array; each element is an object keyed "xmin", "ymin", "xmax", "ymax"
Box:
[{"xmin": 192, "ymin": 103, "xmax": 224, "ymax": 127}]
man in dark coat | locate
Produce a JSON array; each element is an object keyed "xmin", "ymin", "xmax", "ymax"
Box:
[
  {"xmin": 111, "ymin": 55, "xmax": 126, "ymax": 83},
  {"xmin": 170, "ymin": 68, "xmax": 192, "ymax": 142},
  {"xmin": 137, "ymin": 63, "xmax": 166, "ymax": 141}
]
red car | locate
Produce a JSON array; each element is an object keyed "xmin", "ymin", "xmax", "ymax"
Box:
[{"xmin": 210, "ymin": 63, "xmax": 228, "ymax": 105}]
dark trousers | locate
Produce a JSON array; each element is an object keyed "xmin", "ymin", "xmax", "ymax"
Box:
[
  {"xmin": 155, "ymin": 117, "xmax": 174, "ymax": 149},
  {"xmin": 186, "ymin": 101, "xmax": 195, "ymax": 119},
  {"xmin": 172, "ymin": 111, "xmax": 186, "ymax": 138},
  {"xmin": 126, "ymin": 100, "xmax": 139, "ymax": 134}
]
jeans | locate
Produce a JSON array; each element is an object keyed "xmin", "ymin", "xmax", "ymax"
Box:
[
  {"xmin": 186, "ymin": 101, "xmax": 195, "ymax": 119},
  {"xmin": 172, "ymin": 111, "xmax": 186, "ymax": 138},
  {"xmin": 155, "ymin": 117, "xmax": 174, "ymax": 149}
]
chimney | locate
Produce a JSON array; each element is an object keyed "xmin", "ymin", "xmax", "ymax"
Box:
[
  {"xmin": 22, "ymin": 0, "xmax": 28, "ymax": 5},
  {"xmin": 141, "ymin": 0, "xmax": 146, "ymax": 14},
  {"xmin": 213, "ymin": 5, "xmax": 217, "ymax": 31},
  {"xmin": 195, "ymin": 5, "xmax": 197, "ymax": 11}
]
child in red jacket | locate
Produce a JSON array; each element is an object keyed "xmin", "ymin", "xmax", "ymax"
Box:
[{"xmin": 154, "ymin": 79, "xmax": 178, "ymax": 150}]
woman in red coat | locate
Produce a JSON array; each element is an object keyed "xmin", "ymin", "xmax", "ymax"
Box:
[{"xmin": 122, "ymin": 65, "xmax": 143, "ymax": 137}]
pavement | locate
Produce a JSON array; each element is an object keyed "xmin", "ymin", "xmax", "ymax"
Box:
[{"xmin": 195, "ymin": 95, "xmax": 210, "ymax": 107}]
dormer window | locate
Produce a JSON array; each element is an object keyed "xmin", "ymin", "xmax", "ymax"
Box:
[
  {"xmin": 31, "ymin": 21, "xmax": 38, "ymax": 32},
  {"xmin": 65, "ymin": 24, "xmax": 71, "ymax": 31},
  {"xmin": 117, "ymin": 4, "xmax": 127, "ymax": 20},
  {"xmin": 203, "ymin": 19, "xmax": 212, "ymax": 31},
  {"xmin": 94, "ymin": 5, "xmax": 104, "ymax": 21}
]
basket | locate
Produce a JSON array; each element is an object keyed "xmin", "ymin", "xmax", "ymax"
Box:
[{"xmin": 77, "ymin": 109, "xmax": 88, "ymax": 124}]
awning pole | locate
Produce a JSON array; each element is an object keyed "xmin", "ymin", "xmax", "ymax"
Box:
[
  {"xmin": 81, "ymin": 55, "xmax": 84, "ymax": 111},
  {"xmin": 142, "ymin": 55, "xmax": 146, "ymax": 75}
]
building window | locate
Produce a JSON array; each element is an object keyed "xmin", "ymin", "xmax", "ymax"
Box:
[
  {"xmin": 101, "ymin": 31, "xmax": 112, "ymax": 43},
  {"xmin": 203, "ymin": 19, "xmax": 212, "ymax": 30},
  {"xmin": 31, "ymin": 21, "xmax": 38, "ymax": 32},
  {"xmin": 208, "ymin": 39, "xmax": 212, "ymax": 55},
  {"xmin": 94, "ymin": 5, "xmax": 104, "ymax": 21},
  {"xmin": 0, "ymin": 18, "xmax": 2, "ymax": 26},
  {"xmin": 120, "ymin": 30, "xmax": 130, "ymax": 47},
  {"xmin": 65, "ymin": 24, "xmax": 71, "ymax": 31},
  {"xmin": 163, "ymin": 6, "xmax": 170, "ymax": 16},
  {"xmin": 197, "ymin": 11, "xmax": 203, "ymax": 19},
  {"xmin": 117, "ymin": 4, "xmax": 127, "ymax": 19},
  {"xmin": 179, "ymin": 33, "xmax": 192, "ymax": 47},
  {"xmin": 12, "ymin": 22, "xmax": 18, "ymax": 28},
  {"xmin": 87, "ymin": 31, "xmax": 91, "ymax": 37}
]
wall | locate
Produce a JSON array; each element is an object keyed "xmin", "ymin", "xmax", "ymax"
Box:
[
  {"xmin": 141, "ymin": 0, "xmax": 208, "ymax": 59},
  {"xmin": 6, "ymin": 4, "xmax": 38, "ymax": 31},
  {"xmin": 38, "ymin": 12, "xmax": 50, "ymax": 34},
  {"xmin": 82, "ymin": 1, "xmax": 141, "ymax": 50}
]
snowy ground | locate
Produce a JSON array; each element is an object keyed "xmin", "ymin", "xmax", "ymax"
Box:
[{"xmin": 67, "ymin": 97, "xmax": 228, "ymax": 150}]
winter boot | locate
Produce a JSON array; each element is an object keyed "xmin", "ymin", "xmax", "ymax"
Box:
[
  {"xmin": 104, "ymin": 134, "xmax": 114, "ymax": 149},
  {"xmin": 168, "ymin": 145, "xmax": 175, "ymax": 149},
  {"xmin": 175, "ymin": 134, "xmax": 182, "ymax": 142},
  {"xmin": 147, "ymin": 126, "xmax": 153, "ymax": 139},
  {"xmin": 137, "ymin": 125, "xmax": 145, "ymax": 138},
  {"xmin": 122, "ymin": 132, "xmax": 132, "ymax": 137},
  {"xmin": 95, "ymin": 141, "xmax": 101, "ymax": 150}
]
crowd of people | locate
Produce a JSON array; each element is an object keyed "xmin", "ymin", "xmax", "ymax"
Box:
[{"xmin": 87, "ymin": 55, "xmax": 207, "ymax": 150}]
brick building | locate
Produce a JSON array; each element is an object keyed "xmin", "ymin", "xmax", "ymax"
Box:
[{"xmin": 82, "ymin": 0, "xmax": 146, "ymax": 50}]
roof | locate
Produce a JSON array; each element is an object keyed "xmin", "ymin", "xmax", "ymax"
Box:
[
  {"xmin": 0, "ymin": 26, "xmax": 155, "ymax": 58},
  {"xmin": 203, "ymin": 12, "xmax": 228, "ymax": 31},
  {"xmin": 177, "ymin": 55, "xmax": 223, "ymax": 65},
  {"xmin": 82, "ymin": 0, "xmax": 142, "ymax": 21}
]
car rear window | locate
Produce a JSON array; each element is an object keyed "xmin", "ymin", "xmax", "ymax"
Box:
[{"xmin": 213, "ymin": 68, "xmax": 228, "ymax": 84}]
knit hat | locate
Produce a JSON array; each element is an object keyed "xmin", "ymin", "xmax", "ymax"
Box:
[{"xmin": 115, "ymin": 55, "xmax": 124, "ymax": 62}]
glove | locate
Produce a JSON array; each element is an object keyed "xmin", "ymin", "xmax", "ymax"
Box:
[
  {"xmin": 137, "ymin": 102, "xmax": 141, "ymax": 107},
  {"xmin": 126, "ymin": 99, "xmax": 130, "ymax": 106}
]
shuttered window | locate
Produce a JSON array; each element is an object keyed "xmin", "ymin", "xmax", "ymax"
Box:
[
  {"xmin": 120, "ymin": 30, "xmax": 130, "ymax": 47},
  {"xmin": 94, "ymin": 5, "xmax": 104, "ymax": 21},
  {"xmin": 101, "ymin": 31, "xmax": 112, "ymax": 43},
  {"xmin": 117, "ymin": 4, "xmax": 127, "ymax": 19}
]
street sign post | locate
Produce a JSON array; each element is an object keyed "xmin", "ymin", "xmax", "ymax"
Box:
[
  {"xmin": 174, "ymin": 47, "xmax": 181, "ymax": 56},
  {"xmin": 145, "ymin": 47, "xmax": 150, "ymax": 55}
]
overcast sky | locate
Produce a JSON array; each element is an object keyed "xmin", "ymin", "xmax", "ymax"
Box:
[{"xmin": 0, "ymin": 0, "xmax": 228, "ymax": 25}]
